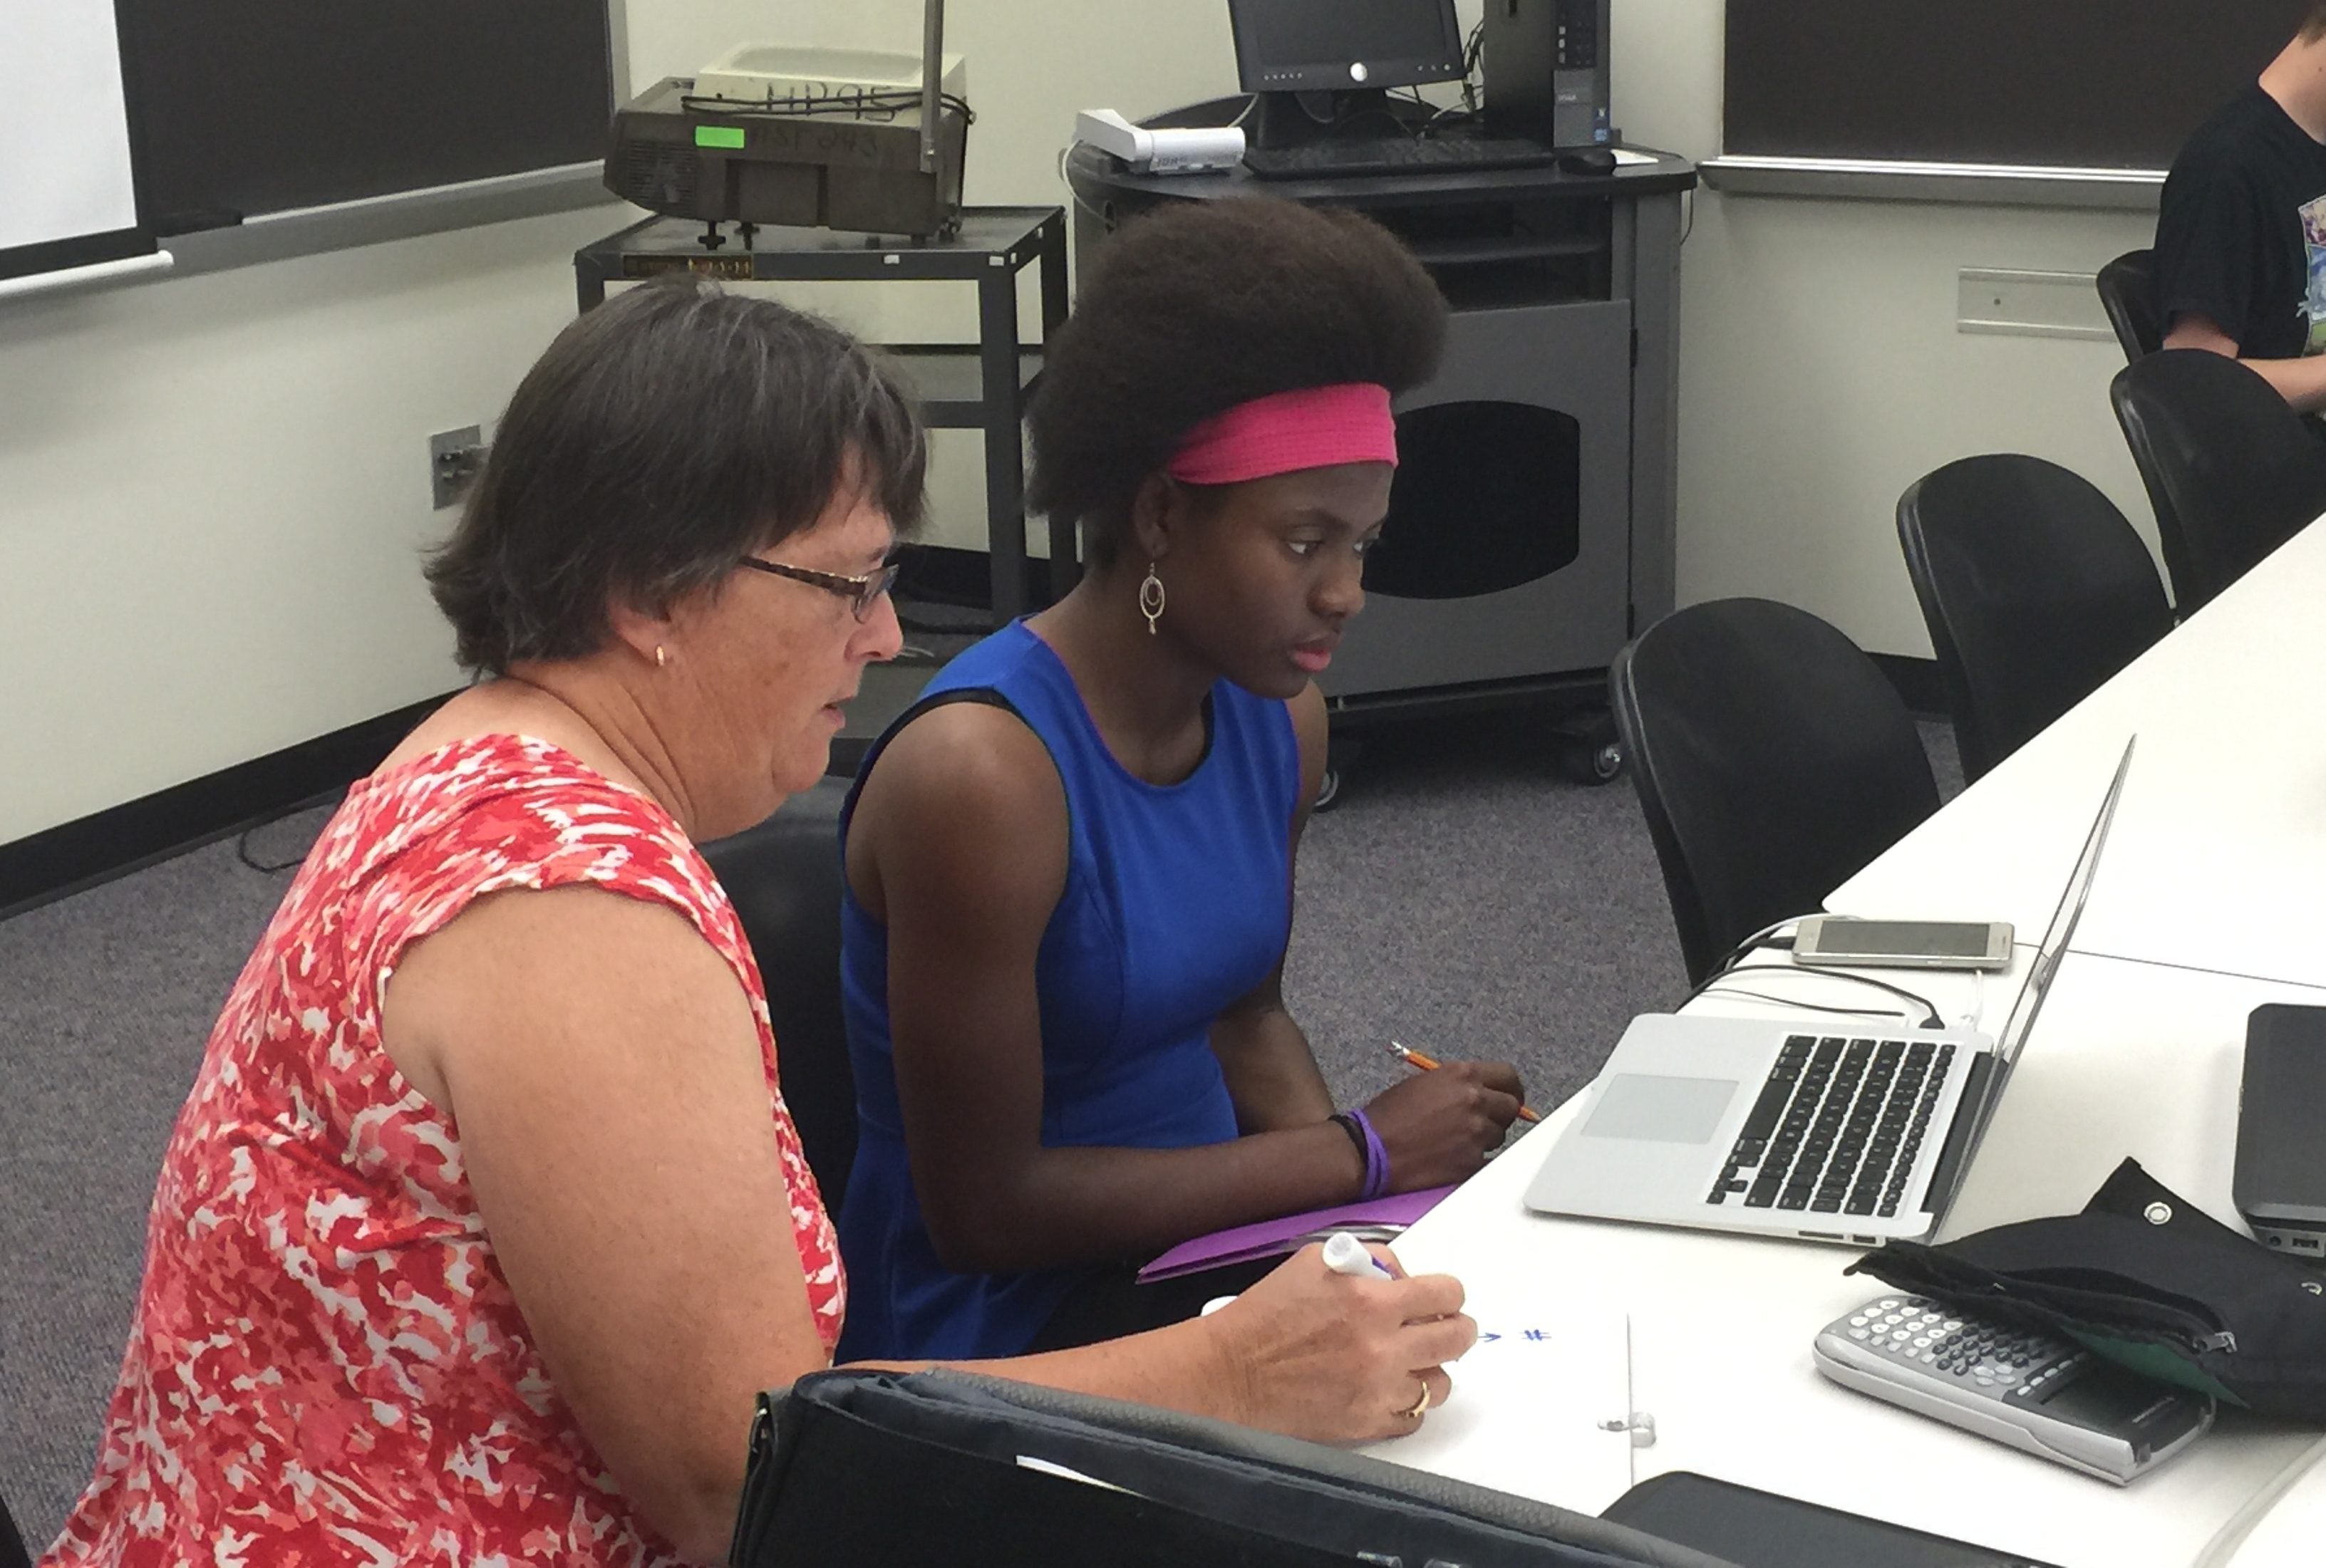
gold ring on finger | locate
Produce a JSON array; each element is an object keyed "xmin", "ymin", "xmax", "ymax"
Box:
[{"xmin": 1400, "ymin": 1380, "xmax": 1432, "ymax": 1421}]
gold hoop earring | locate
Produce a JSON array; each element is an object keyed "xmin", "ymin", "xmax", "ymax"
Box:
[
  {"xmin": 1138, "ymin": 564, "xmax": 1165, "ymax": 636},
  {"xmin": 655, "ymin": 645, "xmax": 667, "ymax": 669}
]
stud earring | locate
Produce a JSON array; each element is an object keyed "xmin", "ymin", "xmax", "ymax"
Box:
[
  {"xmin": 1138, "ymin": 563, "xmax": 1166, "ymax": 635},
  {"xmin": 656, "ymin": 645, "xmax": 667, "ymax": 669}
]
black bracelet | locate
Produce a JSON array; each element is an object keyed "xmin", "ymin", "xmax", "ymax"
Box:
[{"xmin": 1327, "ymin": 1112, "xmax": 1369, "ymax": 1164}]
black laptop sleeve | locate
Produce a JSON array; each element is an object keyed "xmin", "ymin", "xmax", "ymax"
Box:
[{"xmin": 1846, "ymin": 1158, "xmax": 2326, "ymax": 1420}]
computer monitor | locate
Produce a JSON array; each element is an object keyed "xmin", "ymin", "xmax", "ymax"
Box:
[{"xmin": 1228, "ymin": 0, "xmax": 1466, "ymax": 95}]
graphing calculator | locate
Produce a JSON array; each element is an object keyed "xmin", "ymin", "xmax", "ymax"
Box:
[{"xmin": 1812, "ymin": 1295, "xmax": 2213, "ymax": 1484}]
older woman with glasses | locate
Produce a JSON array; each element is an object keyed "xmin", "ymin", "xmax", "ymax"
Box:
[{"xmin": 43, "ymin": 280, "xmax": 1475, "ymax": 1568}]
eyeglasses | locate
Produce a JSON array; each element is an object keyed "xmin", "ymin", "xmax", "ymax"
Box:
[{"xmin": 736, "ymin": 555, "xmax": 901, "ymax": 621}]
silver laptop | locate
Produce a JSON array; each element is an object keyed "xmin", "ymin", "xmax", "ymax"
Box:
[{"xmin": 1524, "ymin": 736, "xmax": 2136, "ymax": 1247}]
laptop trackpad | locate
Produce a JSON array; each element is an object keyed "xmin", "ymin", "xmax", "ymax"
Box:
[{"xmin": 1582, "ymin": 1074, "xmax": 1737, "ymax": 1143}]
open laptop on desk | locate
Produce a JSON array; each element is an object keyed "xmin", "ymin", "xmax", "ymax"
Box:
[{"xmin": 1524, "ymin": 737, "xmax": 2136, "ymax": 1246}]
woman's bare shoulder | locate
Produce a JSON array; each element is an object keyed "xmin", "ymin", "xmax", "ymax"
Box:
[{"xmin": 859, "ymin": 696, "xmax": 1064, "ymax": 832}]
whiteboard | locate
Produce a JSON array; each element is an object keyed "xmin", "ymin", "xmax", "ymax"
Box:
[{"xmin": 0, "ymin": 0, "xmax": 145, "ymax": 279}]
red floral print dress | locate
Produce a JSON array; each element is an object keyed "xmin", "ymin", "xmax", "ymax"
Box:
[{"xmin": 43, "ymin": 734, "xmax": 843, "ymax": 1567}]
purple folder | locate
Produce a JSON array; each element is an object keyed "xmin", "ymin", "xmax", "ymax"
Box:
[{"xmin": 1134, "ymin": 1185, "xmax": 1458, "ymax": 1284}]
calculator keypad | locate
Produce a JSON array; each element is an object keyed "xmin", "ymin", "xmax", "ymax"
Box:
[{"xmin": 1848, "ymin": 1296, "xmax": 2087, "ymax": 1399}]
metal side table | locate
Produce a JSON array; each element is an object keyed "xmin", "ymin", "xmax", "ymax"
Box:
[{"xmin": 575, "ymin": 206, "xmax": 1070, "ymax": 618}]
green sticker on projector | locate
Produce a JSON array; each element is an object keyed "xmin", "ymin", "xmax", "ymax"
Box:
[{"xmin": 695, "ymin": 125, "xmax": 747, "ymax": 150}]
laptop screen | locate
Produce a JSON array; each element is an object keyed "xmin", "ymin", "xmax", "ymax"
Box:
[{"xmin": 1986, "ymin": 735, "xmax": 2137, "ymax": 1069}]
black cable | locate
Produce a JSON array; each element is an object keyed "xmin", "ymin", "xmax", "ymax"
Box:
[
  {"xmin": 1329, "ymin": 105, "xmax": 1417, "ymax": 140},
  {"xmin": 232, "ymin": 788, "xmax": 341, "ymax": 876},
  {"xmin": 235, "ymin": 833, "xmax": 304, "ymax": 875},
  {"xmin": 1683, "ymin": 963, "xmax": 1948, "ymax": 1030},
  {"xmin": 1700, "ymin": 918, "xmax": 1801, "ymax": 977},
  {"xmin": 678, "ymin": 90, "xmax": 976, "ymax": 126},
  {"xmin": 1689, "ymin": 986, "xmax": 1919, "ymax": 1024},
  {"xmin": 235, "ymin": 811, "xmax": 313, "ymax": 875}
]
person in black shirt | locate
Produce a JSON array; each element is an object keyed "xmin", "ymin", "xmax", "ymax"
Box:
[{"xmin": 2155, "ymin": 2, "xmax": 2326, "ymax": 410}]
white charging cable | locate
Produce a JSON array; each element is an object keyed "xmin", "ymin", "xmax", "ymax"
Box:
[{"xmin": 2191, "ymin": 1431, "xmax": 2326, "ymax": 1568}]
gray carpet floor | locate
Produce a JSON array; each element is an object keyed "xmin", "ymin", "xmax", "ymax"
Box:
[{"xmin": 0, "ymin": 712, "xmax": 1960, "ymax": 1548}]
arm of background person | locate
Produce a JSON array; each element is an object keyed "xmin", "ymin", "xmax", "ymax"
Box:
[
  {"xmin": 383, "ymin": 880, "xmax": 1472, "ymax": 1561},
  {"xmin": 2164, "ymin": 313, "xmax": 2326, "ymax": 412}
]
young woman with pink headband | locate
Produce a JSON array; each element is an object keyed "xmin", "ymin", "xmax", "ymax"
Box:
[{"xmin": 835, "ymin": 198, "xmax": 1528, "ymax": 1363}]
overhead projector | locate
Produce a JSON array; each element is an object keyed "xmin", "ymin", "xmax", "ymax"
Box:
[{"xmin": 604, "ymin": 3, "xmax": 970, "ymax": 240}]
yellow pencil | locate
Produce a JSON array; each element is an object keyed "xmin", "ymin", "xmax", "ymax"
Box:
[{"xmin": 1387, "ymin": 1040, "xmax": 1541, "ymax": 1122}]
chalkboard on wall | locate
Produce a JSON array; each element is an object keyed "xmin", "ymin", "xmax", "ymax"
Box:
[
  {"xmin": 1726, "ymin": 1, "xmax": 2312, "ymax": 170},
  {"xmin": 120, "ymin": 0, "xmax": 614, "ymax": 234}
]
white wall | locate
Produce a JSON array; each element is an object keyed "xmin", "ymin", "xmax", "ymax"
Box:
[
  {"xmin": 0, "ymin": 0, "xmax": 2167, "ymax": 843},
  {"xmin": 1613, "ymin": 0, "xmax": 2162, "ymax": 657},
  {"xmin": 0, "ymin": 0, "xmax": 1239, "ymax": 844}
]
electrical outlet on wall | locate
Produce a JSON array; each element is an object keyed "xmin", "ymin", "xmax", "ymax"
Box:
[{"xmin": 430, "ymin": 425, "xmax": 488, "ymax": 511}]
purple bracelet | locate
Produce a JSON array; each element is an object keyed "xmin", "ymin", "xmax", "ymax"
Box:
[{"xmin": 1345, "ymin": 1107, "xmax": 1392, "ymax": 1201}]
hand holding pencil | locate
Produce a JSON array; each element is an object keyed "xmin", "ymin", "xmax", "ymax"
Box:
[
  {"xmin": 1348, "ymin": 1046, "xmax": 1530, "ymax": 1190},
  {"xmin": 1390, "ymin": 1040, "xmax": 1541, "ymax": 1122}
]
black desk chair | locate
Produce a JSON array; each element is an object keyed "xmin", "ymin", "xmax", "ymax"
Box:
[
  {"xmin": 2095, "ymin": 249, "xmax": 2161, "ymax": 363},
  {"xmin": 736, "ymin": 1368, "xmax": 1729, "ymax": 1568},
  {"xmin": 1611, "ymin": 599, "xmax": 1940, "ymax": 986},
  {"xmin": 699, "ymin": 778, "xmax": 859, "ymax": 1212},
  {"xmin": 2110, "ymin": 348, "xmax": 2326, "ymax": 614},
  {"xmin": 2, "ymin": 1483, "xmax": 30, "ymax": 1568},
  {"xmin": 1896, "ymin": 455, "xmax": 2173, "ymax": 784}
]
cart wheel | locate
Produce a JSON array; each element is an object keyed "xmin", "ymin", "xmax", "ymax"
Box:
[{"xmin": 1554, "ymin": 717, "xmax": 1625, "ymax": 786}]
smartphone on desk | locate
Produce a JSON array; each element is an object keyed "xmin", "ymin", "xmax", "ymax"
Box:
[
  {"xmin": 1813, "ymin": 1294, "xmax": 2212, "ymax": 1485},
  {"xmin": 1602, "ymin": 1470, "xmax": 2064, "ymax": 1568},
  {"xmin": 1794, "ymin": 916, "xmax": 2013, "ymax": 970}
]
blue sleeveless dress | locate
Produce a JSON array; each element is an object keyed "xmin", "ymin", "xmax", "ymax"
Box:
[{"xmin": 835, "ymin": 621, "xmax": 1303, "ymax": 1360}]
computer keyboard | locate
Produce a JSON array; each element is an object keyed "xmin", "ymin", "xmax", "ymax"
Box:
[
  {"xmin": 1705, "ymin": 1034, "xmax": 1955, "ymax": 1220},
  {"xmin": 1241, "ymin": 135, "xmax": 1559, "ymax": 180}
]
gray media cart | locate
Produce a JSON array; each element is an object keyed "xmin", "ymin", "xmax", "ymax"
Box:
[
  {"xmin": 1068, "ymin": 106, "xmax": 1693, "ymax": 776},
  {"xmin": 574, "ymin": 207, "xmax": 1070, "ymax": 620}
]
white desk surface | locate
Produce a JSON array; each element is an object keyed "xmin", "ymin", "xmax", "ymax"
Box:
[
  {"xmin": 1373, "ymin": 955, "xmax": 2326, "ymax": 1568},
  {"xmin": 1826, "ymin": 516, "xmax": 2326, "ymax": 991}
]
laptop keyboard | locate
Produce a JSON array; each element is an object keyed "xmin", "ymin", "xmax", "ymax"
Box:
[{"xmin": 1705, "ymin": 1035, "xmax": 1955, "ymax": 1220}]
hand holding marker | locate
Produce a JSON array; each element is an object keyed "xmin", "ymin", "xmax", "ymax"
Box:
[
  {"xmin": 1204, "ymin": 1230, "xmax": 1394, "ymax": 1315},
  {"xmin": 1322, "ymin": 1230, "xmax": 1395, "ymax": 1279}
]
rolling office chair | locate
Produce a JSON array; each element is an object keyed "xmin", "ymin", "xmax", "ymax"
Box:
[
  {"xmin": 2, "ymin": 1482, "xmax": 29, "ymax": 1568},
  {"xmin": 1610, "ymin": 599, "xmax": 1940, "ymax": 987},
  {"xmin": 698, "ymin": 777, "xmax": 860, "ymax": 1212},
  {"xmin": 1, "ymin": 1479, "xmax": 26, "ymax": 1563},
  {"xmin": 1896, "ymin": 455, "xmax": 2173, "ymax": 784},
  {"xmin": 736, "ymin": 1368, "xmax": 1727, "ymax": 1568},
  {"xmin": 2110, "ymin": 348, "xmax": 2326, "ymax": 615},
  {"xmin": 2094, "ymin": 249, "xmax": 2161, "ymax": 363}
]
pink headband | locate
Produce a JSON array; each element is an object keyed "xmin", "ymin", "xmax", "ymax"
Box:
[{"xmin": 1164, "ymin": 382, "xmax": 1398, "ymax": 486}]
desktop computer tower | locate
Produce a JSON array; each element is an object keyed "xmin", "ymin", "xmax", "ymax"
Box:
[{"xmin": 1482, "ymin": 0, "xmax": 1613, "ymax": 149}]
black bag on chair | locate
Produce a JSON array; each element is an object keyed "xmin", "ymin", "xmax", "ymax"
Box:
[
  {"xmin": 1846, "ymin": 1159, "xmax": 2326, "ymax": 1420},
  {"xmin": 731, "ymin": 1368, "xmax": 1738, "ymax": 1568}
]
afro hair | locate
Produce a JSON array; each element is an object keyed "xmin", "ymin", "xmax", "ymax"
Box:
[{"xmin": 1028, "ymin": 197, "xmax": 1448, "ymax": 567}]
